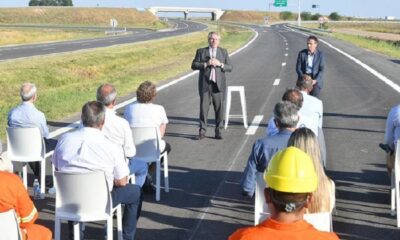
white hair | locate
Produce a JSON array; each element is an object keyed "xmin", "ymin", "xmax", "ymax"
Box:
[{"xmin": 20, "ymin": 82, "xmax": 37, "ymax": 102}]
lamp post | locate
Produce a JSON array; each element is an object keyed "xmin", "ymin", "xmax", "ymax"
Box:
[{"xmin": 297, "ymin": 0, "xmax": 301, "ymax": 26}]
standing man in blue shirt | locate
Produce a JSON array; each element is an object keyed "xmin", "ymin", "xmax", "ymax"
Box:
[
  {"xmin": 8, "ymin": 82, "xmax": 50, "ymax": 178},
  {"xmin": 241, "ymin": 101, "xmax": 299, "ymax": 197},
  {"xmin": 296, "ymin": 35, "xmax": 325, "ymax": 97}
]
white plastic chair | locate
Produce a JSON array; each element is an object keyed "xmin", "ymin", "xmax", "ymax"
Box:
[
  {"xmin": 254, "ymin": 172, "xmax": 270, "ymax": 225},
  {"xmin": 390, "ymin": 140, "xmax": 400, "ymax": 227},
  {"xmin": 304, "ymin": 211, "xmax": 333, "ymax": 231},
  {"xmin": 0, "ymin": 209, "xmax": 23, "ymax": 240},
  {"xmin": 254, "ymin": 173, "xmax": 333, "ymax": 231},
  {"xmin": 131, "ymin": 127, "xmax": 169, "ymax": 201},
  {"xmin": 6, "ymin": 127, "xmax": 46, "ymax": 195},
  {"xmin": 53, "ymin": 171, "xmax": 122, "ymax": 240},
  {"xmin": 224, "ymin": 86, "xmax": 248, "ymax": 129}
]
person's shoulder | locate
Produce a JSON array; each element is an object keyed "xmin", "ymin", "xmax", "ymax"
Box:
[
  {"xmin": 314, "ymin": 231, "xmax": 340, "ymax": 240},
  {"xmin": 229, "ymin": 225, "xmax": 264, "ymax": 240}
]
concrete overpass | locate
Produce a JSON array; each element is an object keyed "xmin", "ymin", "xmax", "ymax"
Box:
[{"xmin": 148, "ymin": 7, "xmax": 224, "ymax": 21}]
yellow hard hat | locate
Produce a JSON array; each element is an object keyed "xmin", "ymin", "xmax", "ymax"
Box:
[{"xmin": 264, "ymin": 146, "xmax": 318, "ymax": 193}]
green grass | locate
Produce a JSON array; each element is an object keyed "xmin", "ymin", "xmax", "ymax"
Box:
[
  {"xmin": 0, "ymin": 28, "xmax": 105, "ymax": 46},
  {"xmin": 333, "ymin": 32, "xmax": 400, "ymax": 58},
  {"xmin": 304, "ymin": 22, "xmax": 400, "ymax": 34},
  {"xmin": 0, "ymin": 24, "xmax": 253, "ymax": 140}
]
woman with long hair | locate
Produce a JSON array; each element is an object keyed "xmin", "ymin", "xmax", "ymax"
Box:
[{"xmin": 287, "ymin": 127, "xmax": 335, "ymax": 213}]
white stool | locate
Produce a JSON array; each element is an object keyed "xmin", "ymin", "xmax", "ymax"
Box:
[{"xmin": 224, "ymin": 86, "xmax": 248, "ymax": 129}]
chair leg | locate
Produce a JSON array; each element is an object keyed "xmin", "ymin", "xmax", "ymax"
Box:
[
  {"xmin": 156, "ymin": 160, "xmax": 161, "ymax": 201},
  {"xmin": 116, "ymin": 205, "xmax": 123, "ymax": 240},
  {"xmin": 54, "ymin": 218, "xmax": 61, "ymax": 240},
  {"xmin": 224, "ymin": 90, "xmax": 232, "ymax": 129},
  {"xmin": 22, "ymin": 164, "xmax": 28, "ymax": 190},
  {"xmin": 40, "ymin": 160, "xmax": 46, "ymax": 195},
  {"xmin": 106, "ymin": 218, "xmax": 113, "ymax": 240},
  {"xmin": 73, "ymin": 222, "xmax": 80, "ymax": 240},
  {"xmin": 391, "ymin": 172, "xmax": 396, "ymax": 216},
  {"xmin": 240, "ymin": 89, "xmax": 248, "ymax": 128},
  {"xmin": 163, "ymin": 154, "xmax": 169, "ymax": 193}
]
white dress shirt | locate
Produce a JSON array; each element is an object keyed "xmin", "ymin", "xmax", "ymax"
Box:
[
  {"xmin": 299, "ymin": 91, "xmax": 323, "ymax": 129},
  {"xmin": 8, "ymin": 102, "xmax": 49, "ymax": 138},
  {"xmin": 52, "ymin": 127, "xmax": 129, "ymax": 191},
  {"xmin": 103, "ymin": 108, "xmax": 136, "ymax": 158}
]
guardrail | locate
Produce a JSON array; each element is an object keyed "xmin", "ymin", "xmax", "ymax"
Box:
[{"xmin": 287, "ymin": 24, "xmax": 332, "ymax": 35}]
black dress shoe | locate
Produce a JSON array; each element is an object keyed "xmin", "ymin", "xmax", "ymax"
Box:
[
  {"xmin": 379, "ymin": 143, "xmax": 394, "ymax": 155},
  {"xmin": 215, "ymin": 131, "xmax": 223, "ymax": 140},
  {"xmin": 197, "ymin": 131, "xmax": 206, "ymax": 140}
]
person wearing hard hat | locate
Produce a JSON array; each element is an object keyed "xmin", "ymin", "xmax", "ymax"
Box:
[{"xmin": 229, "ymin": 147, "xmax": 339, "ymax": 239}]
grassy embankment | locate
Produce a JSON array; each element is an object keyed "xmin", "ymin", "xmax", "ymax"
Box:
[
  {"xmin": 220, "ymin": 10, "xmax": 281, "ymax": 24},
  {"xmin": 0, "ymin": 24, "xmax": 253, "ymax": 140},
  {"xmin": 302, "ymin": 22, "xmax": 400, "ymax": 59},
  {"xmin": 0, "ymin": 7, "xmax": 168, "ymax": 45}
]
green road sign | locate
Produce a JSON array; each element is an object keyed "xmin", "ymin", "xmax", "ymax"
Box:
[{"xmin": 274, "ymin": 0, "xmax": 287, "ymax": 7}]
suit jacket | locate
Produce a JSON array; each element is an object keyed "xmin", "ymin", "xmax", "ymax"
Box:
[
  {"xmin": 191, "ymin": 46, "xmax": 233, "ymax": 95},
  {"xmin": 296, "ymin": 49, "xmax": 325, "ymax": 88}
]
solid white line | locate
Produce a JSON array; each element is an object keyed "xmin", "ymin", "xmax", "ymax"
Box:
[
  {"xmin": 290, "ymin": 27, "xmax": 400, "ymax": 93},
  {"xmin": 47, "ymin": 27, "xmax": 260, "ymax": 140},
  {"xmin": 282, "ymin": 62, "xmax": 286, "ymax": 66},
  {"xmin": 273, "ymin": 79, "xmax": 280, "ymax": 86},
  {"xmin": 246, "ymin": 115, "xmax": 264, "ymax": 135}
]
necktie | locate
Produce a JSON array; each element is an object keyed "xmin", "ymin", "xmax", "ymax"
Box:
[{"xmin": 210, "ymin": 48, "xmax": 216, "ymax": 83}]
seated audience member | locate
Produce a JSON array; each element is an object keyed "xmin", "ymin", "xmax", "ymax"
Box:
[
  {"xmin": 296, "ymin": 75, "xmax": 323, "ymax": 131},
  {"xmin": 241, "ymin": 101, "xmax": 298, "ymax": 197},
  {"xmin": 229, "ymin": 147, "xmax": 339, "ymax": 240},
  {"xmin": 381, "ymin": 104, "xmax": 400, "ymax": 175},
  {"xmin": 96, "ymin": 83, "xmax": 148, "ymax": 187},
  {"xmin": 124, "ymin": 81, "xmax": 171, "ymax": 192},
  {"xmin": 0, "ymin": 154, "xmax": 52, "ymax": 240},
  {"xmin": 8, "ymin": 82, "xmax": 50, "ymax": 178},
  {"xmin": 288, "ymin": 127, "xmax": 335, "ymax": 213},
  {"xmin": 52, "ymin": 101, "xmax": 141, "ymax": 240},
  {"xmin": 266, "ymin": 88, "xmax": 317, "ymax": 136}
]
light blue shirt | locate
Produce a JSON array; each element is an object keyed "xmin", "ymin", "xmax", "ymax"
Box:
[
  {"xmin": 8, "ymin": 102, "xmax": 49, "ymax": 138},
  {"xmin": 241, "ymin": 130, "xmax": 293, "ymax": 196},
  {"xmin": 385, "ymin": 105, "xmax": 400, "ymax": 150},
  {"xmin": 299, "ymin": 91, "xmax": 323, "ymax": 129},
  {"xmin": 306, "ymin": 53, "xmax": 314, "ymax": 74}
]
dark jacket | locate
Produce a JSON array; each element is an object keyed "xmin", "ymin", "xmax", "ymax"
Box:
[{"xmin": 296, "ymin": 49, "xmax": 325, "ymax": 88}]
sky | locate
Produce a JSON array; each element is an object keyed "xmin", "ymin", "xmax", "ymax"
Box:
[{"xmin": 0, "ymin": 0, "xmax": 399, "ymax": 19}]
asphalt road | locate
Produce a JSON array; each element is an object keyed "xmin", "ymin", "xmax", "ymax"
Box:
[
  {"xmin": 0, "ymin": 20, "xmax": 207, "ymax": 61},
  {"xmin": 11, "ymin": 23, "xmax": 400, "ymax": 239}
]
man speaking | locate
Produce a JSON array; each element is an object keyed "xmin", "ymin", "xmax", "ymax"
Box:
[{"xmin": 191, "ymin": 32, "xmax": 233, "ymax": 140}]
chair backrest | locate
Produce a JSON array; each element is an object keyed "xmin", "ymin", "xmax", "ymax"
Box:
[
  {"xmin": 54, "ymin": 171, "xmax": 112, "ymax": 219},
  {"xmin": 6, "ymin": 127, "xmax": 45, "ymax": 162},
  {"xmin": 304, "ymin": 212, "xmax": 332, "ymax": 232},
  {"xmin": 0, "ymin": 209, "xmax": 22, "ymax": 240},
  {"xmin": 254, "ymin": 172, "xmax": 270, "ymax": 225},
  {"xmin": 131, "ymin": 127, "xmax": 161, "ymax": 162}
]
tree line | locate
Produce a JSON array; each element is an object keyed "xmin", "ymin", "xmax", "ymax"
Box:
[
  {"xmin": 280, "ymin": 11, "xmax": 342, "ymax": 21},
  {"xmin": 29, "ymin": 0, "xmax": 73, "ymax": 6}
]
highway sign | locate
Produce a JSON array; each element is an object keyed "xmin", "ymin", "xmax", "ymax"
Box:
[
  {"xmin": 274, "ymin": 0, "xmax": 287, "ymax": 7},
  {"xmin": 110, "ymin": 18, "xmax": 118, "ymax": 28}
]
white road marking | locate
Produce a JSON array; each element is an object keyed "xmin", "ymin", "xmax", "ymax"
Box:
[
  {"xmin": 290, "ymin": 26, "xmax": 400, "ymax": 93},
  {"xmin": 285, "ymin": 53, "xmax": 288, "ymax": 56},
  {"xmin": 282, "ymin": 62, "xmax": 286, "ymax": 66},
  {"xmin": 246, "ymin": 115, "xmax": 264, "ymax": 135},
  {"xmin": 273, "ymin": 79, "xmax": 280, "ymax": 86},
  {"xmin": 286, "ymin": 47, "xmax": 289, "ymax": 50}
]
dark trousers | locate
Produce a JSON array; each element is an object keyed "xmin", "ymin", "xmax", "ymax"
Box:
[
  {"xmin": 199, "ymin": 82, "xmax": 224, "ymax": 133},
  {"xmin": 310, "ymin": 83, "xmax": 321, "ymax": 98},
  {"xmin": 69, "ymin": 184, "xmax": 142, "ymax": 240}
]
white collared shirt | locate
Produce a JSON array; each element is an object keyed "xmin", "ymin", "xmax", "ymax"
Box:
[
  {"xmin": 8, "ymin": 102, "xmax": 49, "ymax": 138},
  {"xmin": 306, "ymin": 52, "xmax": 314, "ymax": 74},
  {"xmin": 300, "ymin": 91, "xmax": 323, "ymax": 129},
  {"xmin": 103, "ymin": 108, "xmax": 136, "ymax": 158},
  {"xmin": 124, "ymin": 102, "xmax": 168, "ymax": 128},
  {"xmin": 52, "ymin": 127, "xmax": 129, "ymax": 191}
]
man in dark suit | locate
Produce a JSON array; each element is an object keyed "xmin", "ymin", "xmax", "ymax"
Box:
[
  {"xmin": 191, "ymin": 32, "xmax": 233, "ymax": 140},
  {"xmin": 296, "ymin": 35, "xmax": 325, "ymax": 97}
]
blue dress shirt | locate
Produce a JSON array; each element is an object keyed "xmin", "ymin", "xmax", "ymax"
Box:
[{"xmin": 241, "ymin": 129, "xmax": 293, "ymax": 196}]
